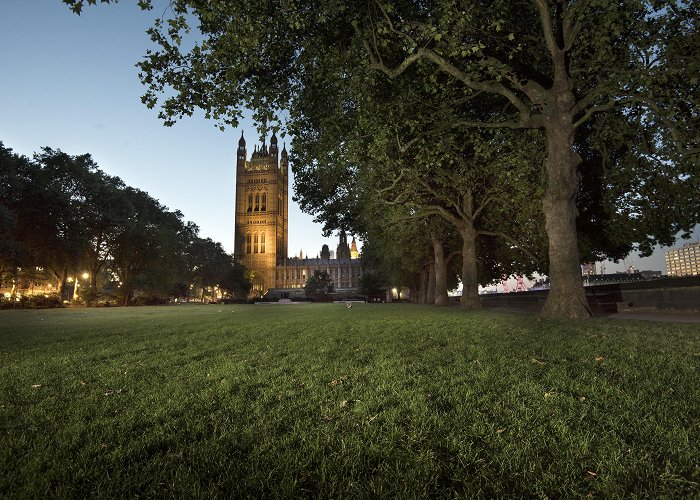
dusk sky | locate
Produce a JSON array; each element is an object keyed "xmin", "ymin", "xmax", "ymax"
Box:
[
  {"xmin": 1, "ymin": 0, "xmax": 343, "ymax": 260},
  {"xmin": 1, "ymin": 0, "xmax": 696, "ymax": 277}
]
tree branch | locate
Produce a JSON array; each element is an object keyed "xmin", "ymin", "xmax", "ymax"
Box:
[
  {"xmin": 533, "ymin": 0, "xmax": 560, "ymax": 57},
  {"xmin": 376, "ymin": 169, "xmax": 406, "ymax": 194},
  {"xmin": 352, "ymin": 21, "xmax": 534, "ymax": 122},
  {"xmin": 563, "ymin": 10, "xmax": 582, "ymax": 52},
  {"xmin": 414, "ymin": 175, "xmax": 468, "ymax": 221},
  {"xmin": 477, "ymin": 230, "xmax": 542, "ymax": 264},
  {"xmin": 472, "ymin": 194, "xmax": 497, "ymax": 220},
  {"xmin": 445, "ymin": 250, "xmax": 462, "ymax": 266}
]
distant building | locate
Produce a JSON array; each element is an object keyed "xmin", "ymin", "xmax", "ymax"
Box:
[
  {"xmin": 233, "ymin": 132, "xmax": 361, "ymax": 295},
  {"xmin": 581, "ymin": 262, "xmax": 596, "ymax": 275},
  {"xmin": 639, "ymin": 270, "xmax": 662, "ymax": 280},
  {"xmin": 665, "ymin": 242, "xmax": 700, "ymax": 277}
]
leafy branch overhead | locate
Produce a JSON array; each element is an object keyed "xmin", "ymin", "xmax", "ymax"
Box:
[{"xmin": 62, "ymin": 0, "xmax": 699, "ymax": 319}]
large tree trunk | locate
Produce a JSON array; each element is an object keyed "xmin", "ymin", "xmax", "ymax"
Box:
[
  {"xmin": 54, "ymin": 267, "xmax": 68, "ymax": 296},
  {"xmin": 459, "ymin": 225, "xmax": 481, "ymax": 310},
  {"xmin": 419, "ymin": 266, "xmax": 429, "ymax": 304},
  {"xmin": 426, "ymin": 261, "xmax": 436, "ymax": 305},
  {"xmin": 431, "ymin": 233, "xmax": 448, "ymax": 306},
  {"xmin": 540, "ymin": 56, "xmax": 591, "ymax": 319}
]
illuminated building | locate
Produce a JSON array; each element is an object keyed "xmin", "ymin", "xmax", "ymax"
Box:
[{"xmin": 233, "ymin": 132, "xmax": 361, "ymax": 295}]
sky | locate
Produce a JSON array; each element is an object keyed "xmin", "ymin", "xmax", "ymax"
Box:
[
  {"xmin": 1, "ymin": 0, "xmax": 696, "ymax": 277},
  {"xmin": 0, "ymin": 0, "xmax": 344, "ymax": 259}
]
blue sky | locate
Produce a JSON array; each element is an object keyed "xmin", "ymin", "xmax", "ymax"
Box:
[
  {"xmin": 1, "ymin": 0, "xmax": 695, "ymax": 276},
  {"xmin": 0, "ymin": 0, "xmax": 342, "ymax": 259}
]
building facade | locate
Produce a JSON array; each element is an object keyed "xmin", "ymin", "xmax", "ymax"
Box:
[
  {"xmin": 665, "ymin": 242, "xmax": 700, "ymax": 277},
  {"xmin": 233, "ymin": 133, "xmax": 362, "ymax": 295}
]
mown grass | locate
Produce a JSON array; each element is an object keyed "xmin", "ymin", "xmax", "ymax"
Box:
[{"xmin": 1, "ymin": 303, "xmax": 698, "ymax": 498}]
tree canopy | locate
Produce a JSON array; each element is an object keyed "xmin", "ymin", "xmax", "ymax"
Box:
[
  {"xmin": 64, "ymin": 0, "xmax": 700, "ymax": 318},
  {"xmin": 0, "ymin": 141, "xmax": 251, "ymax": 305},
  {"xmin": 304, "ymin": 269, "xmax": 335, "ymax": 299}
]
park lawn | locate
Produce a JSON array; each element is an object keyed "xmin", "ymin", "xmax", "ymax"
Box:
[{"xmin": 0, "ymin": 304, "xmax": 698, "ymax": 498}]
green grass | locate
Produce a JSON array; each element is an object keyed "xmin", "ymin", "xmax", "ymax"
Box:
[{"xmin": 1, "ymin": 304, "xmax": 699, "ymax": 498}]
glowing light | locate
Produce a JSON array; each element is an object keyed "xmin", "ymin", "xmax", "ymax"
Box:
[{"xmin": 81, "ymin": 272, "xmax": 89, "ymax": 280}]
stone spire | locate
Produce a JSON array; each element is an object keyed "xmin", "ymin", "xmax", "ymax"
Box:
[{"xmin": 350, "ymin": 236, "xmax": 359, "ymax": 259}]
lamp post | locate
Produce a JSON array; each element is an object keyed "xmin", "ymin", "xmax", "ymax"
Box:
[{"xmin": 72, "ymin": 273, "xmax": 89, "ymax": 301}]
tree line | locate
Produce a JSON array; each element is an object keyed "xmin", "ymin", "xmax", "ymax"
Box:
[
  {"xmin": 0, "ymin": 142, "xmax": 251, "ymax": 306},
  {"xmin": 63, "ymin": 0, "xmax": 699, "ymax": 318}
]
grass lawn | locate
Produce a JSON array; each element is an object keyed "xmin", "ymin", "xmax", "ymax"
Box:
[{"xmin": 1, "ymin": 303, "xmax": 699, "ymax": 498}]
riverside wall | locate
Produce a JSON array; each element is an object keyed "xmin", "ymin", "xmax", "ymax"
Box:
[{"xmin": 479, "ymin": 276, "xmax": 700, "ymax": 313}]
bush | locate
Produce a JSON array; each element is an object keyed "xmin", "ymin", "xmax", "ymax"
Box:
[
  {"xmin": 32, "ymin": 294, "xmax": 63, "ymax": 308},
  {"xmin": 0, "ymin": 294, "xmax": 64, "ymax": 309},
  {"xmin": 78, "ymin": 285, "xmax": 100, "ymax": 306},
  {"xmin": 131, "ymin": 295, "xmax": 168, "ymax": 306}
]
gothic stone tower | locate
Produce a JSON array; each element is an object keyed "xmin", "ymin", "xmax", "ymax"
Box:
[{"xmin": 234, "ymin": 132, "xmax": 288, "ymax": 294}]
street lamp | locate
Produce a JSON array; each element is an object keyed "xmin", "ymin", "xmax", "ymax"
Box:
[{"xmin": 72, "ymin": 272, "xmax": 89, "ymax": 301}]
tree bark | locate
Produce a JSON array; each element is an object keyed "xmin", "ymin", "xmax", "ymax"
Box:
[
  {"xmin": 459, "ymin": 225, "xmax": 481, "ymax": 310},
  {"xmin": 419, "ymin": 266, "xmax": 428, "ymax": 304},
  {"xmin": 431, "ymin": 233, "xmax": 448, "ymax": 306},
  {"xmin": 55, "ymin": 267, "xmax": 68, "ymax": 296},
  {"xmin": 427, "ymin": 261, "xmax": 436, "ymax": 305},
  {"xmin": 540, "ymin": 55, "xmax": 591, "ymax": 319}
]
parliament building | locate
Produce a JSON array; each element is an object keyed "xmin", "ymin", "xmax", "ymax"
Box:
[{"xmin": 233, "ymin": 132, "xmax": 362, "ymax": 296}]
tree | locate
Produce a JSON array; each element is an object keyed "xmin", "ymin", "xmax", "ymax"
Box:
[
  {"xmin": 182, "ymin": 235, "xmax": 251, "ymax": 301},
  {"xmin": 220, "ymin": 258, "xmax": 253, "ymax": 299},
  {"xmin": 304, "ymin": 270, "xmax": 334, "ymax": 300},
  {"xmin": 13, "ymin": 148, "xmax": 90, "ymax": 295},
  {"xmin": 109, "ymin": 187, "xmax": 189, "ymax": 305},
  {"xmin": 0, "ymin": 143, "xmax": 29, "ymax": 287},
  {"xmin": 65, "ymin": 0, "xmax": 700, "ymax": 318},
  {"xmin": 357, "ymin": 269, "xmax": 384, "ymax": 298}
]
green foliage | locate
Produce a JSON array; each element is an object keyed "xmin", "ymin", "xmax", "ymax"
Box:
[
  {"xmin": 0, "ymin": 293, "xmax": 63, "ymax": 309},
  {"xmin": 304, "ymin": 269, "xmax": 334, "ymax": 299},
  {"xmin": 1, "ymin": 140, "xmax": 250, "ymax": 305},
  {"xmin": 65, "ymin": 0, "xmax": 699, "ymax": 317},
  {"xmin": 1, "ymin": 304, "xmax": 698, "ymax": 496},
  {"xmin": 357, "ymin": 270, "xmax": 385, "ymax": 296}
]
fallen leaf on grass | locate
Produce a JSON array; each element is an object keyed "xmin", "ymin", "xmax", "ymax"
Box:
[
  {"xmin": 579, "ymin": 396, "xmax": 586, "ymax": 401},
  {"xmin": 79, "ymin": 380, "xmax": 87, "ymax": 386},
  {"xmin": 339, "ymin": 400, "xmax": 348, "ymax": 408},
  {"xmin": 530, "ymin": 358, "xmax": 546, "ymax": 365},
  {"xmin": 595, "ymin": 356, "xmax": 605, "ymax": 362},
  {"xmin": 31, "ymin": 384, "xmax": 42, "ymax": 389},
  {"xmin": 496, "ymin": 428, "xmax": 506, "ymax": 434},
  {"xmin": 587, "ymin": 470, "xmax": 598, "ymax": 477},
  {"xmin": 330, "ymin": 376, "xmax": 347, "ymax": 387},
  {"xmin": 544, "ymin": 391, "xmax": 558, "ymax": 398}
]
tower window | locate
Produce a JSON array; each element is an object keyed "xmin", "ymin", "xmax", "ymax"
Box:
[
  {"xmin": 246, "ymin": 233, "xmax": 252, "ymax": 254},
  {"xmin": 261, "ymin": 232, "xmax": 266, "ymax": 253},
  {"xmin": 255, "ymin": 194, "xmax": 260, "ymax": 211},
  {"xmin": 254, "ymin": 233, "xmax": 259, "ymax": 253},
  {"xmin": 261, "ymin": 193, "xmax": 266, "ymax": 212},
  {"xmin": 247, "ymin": 194, "xmax": 253, "ymax": 212}
]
